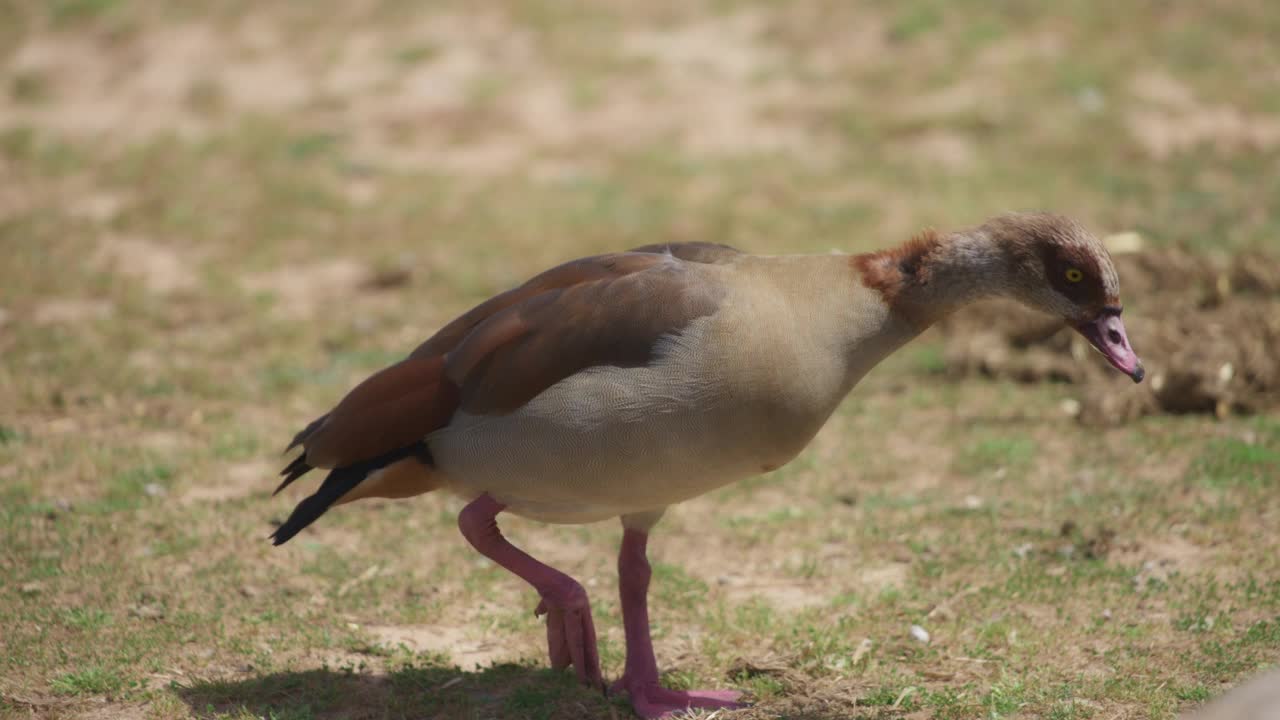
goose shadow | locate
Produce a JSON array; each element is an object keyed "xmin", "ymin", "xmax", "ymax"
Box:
[
  {"xmin": 175, "ymin": 661, "xmax": 620, "ymax": 720},
  {"xmin": 176, "ymin": 659, "xmax": 869, "ymax": 719}
]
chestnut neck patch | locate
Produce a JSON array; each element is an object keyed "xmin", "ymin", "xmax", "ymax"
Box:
[{"xmin": 850, "ymin": 228, "xmax": 943, "ymax": 311}]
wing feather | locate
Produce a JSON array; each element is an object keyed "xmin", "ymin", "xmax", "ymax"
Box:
[{"xmin": 285, "ymin": 243, "xmax": 739, "ymax": 469}]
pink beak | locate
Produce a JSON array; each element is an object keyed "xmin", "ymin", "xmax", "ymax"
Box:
[{"xmin": 1074, "ymin": 311, "xmax": 1144, "ymax": 383}]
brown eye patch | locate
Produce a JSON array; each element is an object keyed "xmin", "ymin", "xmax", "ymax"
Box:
[{"xmin": 1041, "ymin": 244, "xmax": 1108, "ymax": 309}]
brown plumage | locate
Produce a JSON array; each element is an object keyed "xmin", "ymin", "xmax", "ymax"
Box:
[{"xmin": 443, "ymin": 255, "xmax": 727, "ymax": 414}]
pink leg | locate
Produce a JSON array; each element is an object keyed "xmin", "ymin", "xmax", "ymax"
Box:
[
  {"xmin": 457, "ymin": 494, "xmax": 603, "ymax": 689},
  {"xmin": 611, "ymin": 528, "xmax": 744, "ymax": 718}
]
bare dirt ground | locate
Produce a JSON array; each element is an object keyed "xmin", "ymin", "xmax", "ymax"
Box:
[{"xmin": 1, "ymin": 2, "xmax": 1278, "ymax": 719}]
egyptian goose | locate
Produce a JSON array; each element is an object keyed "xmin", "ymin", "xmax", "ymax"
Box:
[{"xmin": 268, "ymin": 212, "xmax": 1144, "ymax": 718}]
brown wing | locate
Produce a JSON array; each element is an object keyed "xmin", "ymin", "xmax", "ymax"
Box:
[
  {"xmin": 289, "ymin": 246, "xmax": 735, "ymax": 468},
  {"xmin": 444, "ymin": 252, "xmax": 730, "ymax": 414},
  {"xmin": 409, "ymin": 252, "xmax": 666, "ymax": 359}
]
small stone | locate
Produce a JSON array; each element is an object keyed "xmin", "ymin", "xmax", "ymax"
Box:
[
  {"xmin": 19, "ymin": 581, "xmax": 44, "ymax": 595},
  {"xmin": 909, "ymin": 625, "xmax": 930, "ymax": 644},
  {"xmin": 1060, "ymin": 398, "xmax": 1082, "ymax": 417},
  {"xmin": 239, "ymin": 585, "xmax": 261, "ymax": 599},
  {"xmin": 1218, "ymin": 363, "xmax": 1235, "ymax": 385},
  {"xmin": 1101, "ymin": 609, "xmax": 1113, "ymax": 621},
  {"xmin": 1012, "ymin": 543, "xmax": 1034, "ymax": 559},
  {"xmin": 963, "ymin": 495, "xmax": 983, "ymax": 509},
  {"xmin": 143, "ymin": 483, "xmax": 166, "ymax": 497}
]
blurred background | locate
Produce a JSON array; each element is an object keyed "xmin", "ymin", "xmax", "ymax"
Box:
[{"xmin": 1, "ymin": 2, "xmax": 1277, "ymax": 719}]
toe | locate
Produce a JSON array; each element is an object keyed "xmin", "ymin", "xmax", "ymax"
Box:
[
  {"xmin": 544, "ymin": 608, "xmax": 572, "ymax": 670},
  {"xmin": 542, "ymin": 604, "xmax": 603, "ymax": 688},
  {"xmin": 621, "ymin": 682, "xmax": 746, "ymax": 717},
  {"xmin": 563, "ymin": 608, "xmax": 603, "ymax": 689},
  {"xmin": 659, "ymin": 688, "xmax": 742, "ymax": 706},
  {"xmin": 630, "ymin": 696, "xmax": 680, "ymax": 719}
]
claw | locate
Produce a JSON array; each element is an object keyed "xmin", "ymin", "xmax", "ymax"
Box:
[
  {"xmin": 615, "ymin": 680, "xmax": 745, "ymax": 719},
  {"xmin": 539, "ymin": 595, "xmax": 603, "ymax": 689},
  {"xmin": 545, "ymin": 606, "xmax": 570, "ymax": 670}
]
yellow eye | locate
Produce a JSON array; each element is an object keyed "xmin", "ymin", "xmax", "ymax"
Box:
[{"xmin": 1065, "ymin": 268, "xmax": 1084, "ymax": 283}]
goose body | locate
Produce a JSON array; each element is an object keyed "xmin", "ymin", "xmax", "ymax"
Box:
[
  {"xmin": 432, "ymin": 254, "xmax": 914, "ymax": 524},
  {"xmin": 264, "ymin": 212, "xmax": 1145, "ymax": 718}
]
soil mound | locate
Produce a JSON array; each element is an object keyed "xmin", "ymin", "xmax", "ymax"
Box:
[{"xmin": 938, "ymin": 240, "xmax": 1280, "ymax": 425}]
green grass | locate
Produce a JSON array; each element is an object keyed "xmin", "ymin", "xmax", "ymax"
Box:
[
  {"xmin": 954, "ymin": 434, "xmax": 1038, "ymax": 476},
  {"xmin": 1192, "ymin": 437, "xmax": 1280, "ymax": 489},
  {"xmin": 2, "ymin": 1, "xmax": 1278, "ymax": 719},
  {"xmin": 51, "ymin": 666, "xmax": 130, "ymax": 696}
]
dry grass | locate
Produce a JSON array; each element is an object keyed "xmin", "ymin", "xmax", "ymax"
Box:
[{"xmin": 2, "ymin": 2, "xmax": 1278, "ymax": 719}]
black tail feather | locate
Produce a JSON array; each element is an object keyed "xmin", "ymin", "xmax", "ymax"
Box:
[
  {"xmin": 269, "ymin": 442, "xmax": 432, "ymax": 546},
  {"xmin": 274, "ymin": 454, "xmax": 313, "ymax": 496},
  {"xmin": 284, "ymin": 414, "xmax": 329, "ymax": 454},
  {"xmin": 274, "ymin": 413, "xmax": 331, "ymax": 497}
]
